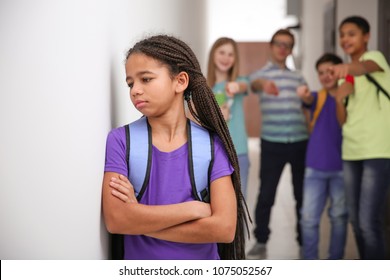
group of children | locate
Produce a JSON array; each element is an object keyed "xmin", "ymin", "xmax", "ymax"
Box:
[
  {"xmin": 247, "ymin": 15, "xmax": 390, "ymax": 260},
  {"xmin": 102, "ymin": 15, "xmax": 390, "ymax": 260}
]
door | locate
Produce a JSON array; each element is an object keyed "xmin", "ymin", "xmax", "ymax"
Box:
[
  {"xmin": 378, "ymin": 0, "xmax": 390, "ymax": 258},
  {"xmin": 237, "ymin": 42, "xmax": 270, "ymax": 138},
  {"xmin": 378, "ymin": 0, "xmax": 390, "ymax": 62}
]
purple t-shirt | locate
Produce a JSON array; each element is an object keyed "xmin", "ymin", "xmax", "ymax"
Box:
[
  {"xmin": 305, "ymin": 91, "xmax": 342, "ymax": 171},
  {"xmin": 104, "ymin": 126, "xmax": 234, "ymax": 259}
]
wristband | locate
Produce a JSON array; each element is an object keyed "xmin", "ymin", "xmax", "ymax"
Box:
[{"xmin": 345, "ymin": 74, "xmax": 354, "ymax": 85}]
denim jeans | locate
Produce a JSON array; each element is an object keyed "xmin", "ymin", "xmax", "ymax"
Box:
[
  {"xmin": 254, "ymin": 139, "xmax": 307, "ymax": 245},
  {"xmin": 343, "ymin": 159, "xmax": 390, "ymax": 259},
  {"xmin": 238, "ymin": 154, "xmax": 250, "ymax": 199},
  {"xmin": 300, "ymin": 168, "xmax": 348, "ymax": 259}
]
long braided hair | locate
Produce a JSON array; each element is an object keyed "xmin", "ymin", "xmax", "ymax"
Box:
[{"xmin": 126, "ymin": 34, "xmax": 250, "ymax": 260}]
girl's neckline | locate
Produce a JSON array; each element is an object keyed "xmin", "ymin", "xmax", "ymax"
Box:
[{"xmin": 152, "ymin": 142, "xmax": 188, "ymax": 158}]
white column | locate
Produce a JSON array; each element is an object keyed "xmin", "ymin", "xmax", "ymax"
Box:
[{"xmin": 0, "ymin": 0, "xmax": 207, "ymax": 259}]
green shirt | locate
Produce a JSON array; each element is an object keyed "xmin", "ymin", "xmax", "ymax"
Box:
[
  {"xmin": 342, "ymin": 50, "xmax": 390, "ymax": 160},
  {"xmin": 212, "ymin": 77, "xmax": 249, "ymax": 155}
]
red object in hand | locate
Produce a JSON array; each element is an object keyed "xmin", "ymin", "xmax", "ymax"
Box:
[{"xmin": 345, "ymin": 74, "xmax": 355, "ymax": 85}]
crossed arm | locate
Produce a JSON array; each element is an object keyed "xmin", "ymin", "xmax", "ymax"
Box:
[{"xmin": 102, "ymin": 172, "xmax": 237, "ymax": 243}]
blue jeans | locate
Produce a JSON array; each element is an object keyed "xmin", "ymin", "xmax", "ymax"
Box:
[
  {"xmin": 238, "ymin": 154, "xmax": 250, "ymax": 199},
  {"xmin": 343, "ymin": 159, "xmax": 390, "ymax": 259},
  {"xmin": 300, "ymin": 168, "xmax": 348, "ymax": 259}
]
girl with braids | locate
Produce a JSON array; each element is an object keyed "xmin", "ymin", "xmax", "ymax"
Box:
[
  {"xmin": 207, "ymin": 37, "xmax": 250, "ymax": 198},
  {"xmin": 102, "ymin": 34, "xmax": 249, "ymax": 260}
]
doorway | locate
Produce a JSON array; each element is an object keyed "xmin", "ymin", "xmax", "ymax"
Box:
[
  {"xmin": 237, "ymin": 42, "xmax": 270, "ymax": 138},
  {"xmin": 378, "ymin": 0, "xmax": 390, "ymax": 259}
]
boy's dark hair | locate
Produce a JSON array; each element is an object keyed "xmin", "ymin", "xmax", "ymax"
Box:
[
  {"xmin": 125, "ymin": 35, "xmax": 250, "ymax": 260},
  {"xmin": 270, "ymin": 28, "xmax": 295, "ymax": 48},
  {"xmin": 315, "ymin": 53, "xmax": 343, "ymax": 69},
  {"xmin": 339, "ymin": 15, "xmax": 370, "ymax": 34}
]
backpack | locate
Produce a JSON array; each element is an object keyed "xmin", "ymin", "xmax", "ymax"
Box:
[
  {"xmin": 124, "ymin": 116, "xmax": 214, "ymax": 202},
  {"xmin": 309, "ymin": 88, "xmax": 327, "ymax": 133},
  {"xmin": 311, "ymin": 74, "xmax": 390, "ymax": 130},
  {"xmin": 365, "ymin": 73, "xmax": 390, "ymax": 101},
  {"xmin": 111, "ymin": 117, "xmax": 215, "ymax": 259},
  {"xmin": 345, "ymin": 74, "xmax": 390, "ymax": 107}
]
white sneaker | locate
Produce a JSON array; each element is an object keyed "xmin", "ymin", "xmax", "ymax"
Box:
[{"xmin": 246, "ymin": 242, "xmax": 267, "ymax": 259}]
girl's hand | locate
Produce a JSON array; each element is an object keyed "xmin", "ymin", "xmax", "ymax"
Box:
[
  {"xmin": 220, "ymin": 104, "xmax": 230, "ymax": 121},
  {"xmin": 109, "ymin": 175, "xmax": 138, "ymax": 203},
  {"xmin": 263, "ymin": 80, "xmax": 279, "ymax": 96},
  {"xmin": 225, "ymin": 82, "xmax": 240, "ymax": 97}
]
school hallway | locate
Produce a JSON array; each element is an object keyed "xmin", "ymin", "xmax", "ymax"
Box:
[{"xmin": 244, "ymin": 137, "xmax": 359, "ymax": 259}]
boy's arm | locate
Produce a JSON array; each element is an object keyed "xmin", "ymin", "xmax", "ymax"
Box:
[
  {"xmin": 145, "ymin": 175, "xmax": 237, "ymax": 243},
  {"xmin": 296, "ymin": 85, "xmax": 313, "ymax": 132},
  {"xmin": 238, "ymin": 81, "xmax": 248, "ymax": 93},
  {"xmin": 250, "ymin": 79, "xmax": 279, "ymax": 96},
  {"xmin": 330, "ymin": 60, "xmax": 383, "ymax": 79},
  {"xmin": 296, "ymin": 85, "xmax": 314, "ymax": 105},
  {"xmin": 102, "ymin": 172, "xmax": 211, "ymax": 235},
  {"xmin": 250, "ymin": 78, "xmax": 265, "ymax": 92},
  {"xmin": 334, "ymin": 82, "xmax": 354, "ymax": 126}
]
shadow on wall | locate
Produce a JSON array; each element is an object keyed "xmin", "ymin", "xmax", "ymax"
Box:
[
  {"xmin": 109, "ymin": 60, "xmax": 118, "ymax": 129},
  {"xmin": 237, "ymin": 42, "xmax": 271, "ymax": 138}
]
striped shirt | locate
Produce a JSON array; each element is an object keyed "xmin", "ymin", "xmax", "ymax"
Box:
[{"xmin": 249, "ymin": 61, "xmax": 308, "ymax": 143}]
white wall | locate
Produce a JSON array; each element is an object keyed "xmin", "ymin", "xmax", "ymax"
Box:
[
  {"xmin": 0, "ymin": 0, "xmax": 206, "ymax": 259},
  {"xmin": 335, "ymin": 0, "xmax": 378, "ymax": 60},
  {"xmin": 301, "ymin": 0, "xmax": 378, "ymax": 89},
  {"xmin": 205, "ymin": 0, "xmax": 298, "ymax": 70},
  {"xmin": 109, "ymin": 0, "xmax": 207, "ymax": 127},
  {"xmin": 0, "ymin": 0, "xmax": 111, "ymax": 260},
  {"xmin": 207, "ymin": 0, "xmax": 297, "ymax": 42},
  {"xmin": 301, "ymin": 0, "xmax": 334, "ymax": 89}
]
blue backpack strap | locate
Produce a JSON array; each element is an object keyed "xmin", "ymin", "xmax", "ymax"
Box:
[
  {"xmin": 187, "ymin": 120, "xmax": 214, "ymax": 203},
  {"xmin": 124, "ymin": 117, "xmax": 152, "ymax": 201}
]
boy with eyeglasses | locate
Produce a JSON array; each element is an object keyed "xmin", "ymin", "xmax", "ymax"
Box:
[{"xmin": 248, "ymin": 29, "xmax": 308, "ymax": 259}]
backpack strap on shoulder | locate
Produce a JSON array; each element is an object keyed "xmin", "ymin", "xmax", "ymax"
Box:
[
  {"xmin": 187, "ymin": 120, "xmax": 214, "ymax": 203},
  {"xmin": 125, "ymin": 117, "xmax": 152, "ymax": 201},
  {"xmin": 309, "ymin": 89, "xmax": 327, "ymax": 133},
  {"xmin": 365, "ymin": 74, "xmax": 390, "ymax": 101}
]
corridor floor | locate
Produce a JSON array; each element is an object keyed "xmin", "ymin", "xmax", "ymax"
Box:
[{"xmin": 244, "ymin": 138, "xmax": 359, "ymax": 259}]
